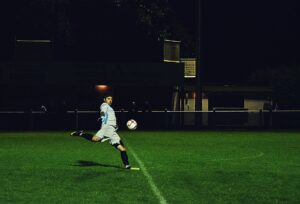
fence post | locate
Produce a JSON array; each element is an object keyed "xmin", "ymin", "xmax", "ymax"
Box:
[
  {"xmin": 164, "ymin": 108, "xmax": 168, "ymax": 129},
  {"xmin": 259, "ymin": 109, "xmax": 263, "ymax": 128},
  {"xmin": 212, "ymin": 109, "xmax": 216, "ymax": 128},
  {"xmin": 28, "ymin": 109, "xmax": 34, "ymax": 131},
  {"xmin": 270, "ymin": 109, "xmax": 273, "ymax": 128},
  {"xmin": 75, "ymin": 109, "xmax": 78, "ymax": 131},
  {"xmin": 120, "ymin": 109, "xmax": 125, "ymax": 130}
]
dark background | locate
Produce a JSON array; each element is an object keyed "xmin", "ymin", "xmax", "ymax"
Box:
[
  {"xmin": 1, "ymin": 0, "xmax": 300, "ymax": 82},
  {"xmin": 1, "ymin": 0, "xmax": 300, "ymax": 109}
]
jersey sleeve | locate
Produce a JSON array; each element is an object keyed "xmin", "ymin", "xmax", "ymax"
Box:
[
  {"xmin": 100, "ymin": 103, "xmax": 109, "ymax": 112},
  {"xmin": 100, "ymin": 103, "xmax": 109, "ymax": 124}
]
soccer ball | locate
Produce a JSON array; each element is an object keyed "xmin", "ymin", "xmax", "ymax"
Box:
[{"xmin": 126, "ymin": 119, "xmax": 137, "ymax": 130}]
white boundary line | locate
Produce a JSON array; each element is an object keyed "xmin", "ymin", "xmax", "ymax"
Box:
[{"xmin": 125, "ymin": 141, "xmax": 168, "ymax": 204}]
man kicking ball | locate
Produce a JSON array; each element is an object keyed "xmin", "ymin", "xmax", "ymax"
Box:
[{"xmin": 71, "ymin": 94, "xmax": 131, "ymax": 170}]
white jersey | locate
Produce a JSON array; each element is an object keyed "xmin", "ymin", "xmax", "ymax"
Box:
[{"xmin": 100, "ymin": 103, "xmax": 117, "ymax": 126}]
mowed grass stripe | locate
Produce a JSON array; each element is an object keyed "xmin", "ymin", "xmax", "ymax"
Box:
[
  {"xmin": 0, "ymin": 132, "xmax": 159, "ymax": 204},
  {"xmin": 123, "ymin": 130, "xmax": 300, "ymax": 204},
  {"xmin": 125, "ymin": 140, "xmax": 168, "ymax": 204},
  {"xmin": 1, "ymin": 131, "xmax": 300, "ymax": 203}
]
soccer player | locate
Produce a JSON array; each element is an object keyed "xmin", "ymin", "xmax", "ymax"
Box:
[{"xmin": 71, "ymin": 94, "xmax": 131, "ymax": 169}]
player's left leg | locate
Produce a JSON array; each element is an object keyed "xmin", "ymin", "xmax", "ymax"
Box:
[
  {"xmin": 110, "ymin": 130, "xmax": 131, "ymax": 169},
  {"xmin": 113, "ymin": 142, "xmax": 131, "ymax": 169}
]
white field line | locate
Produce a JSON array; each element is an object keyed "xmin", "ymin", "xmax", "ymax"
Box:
[{"xmin": 126, "ymin": 142, "xmax": 168, "ymax": 204}]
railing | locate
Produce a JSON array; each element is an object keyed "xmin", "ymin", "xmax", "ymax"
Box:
[{"xmin": 1, "ymin": 110, "xmax": 300, "ymax": 130}]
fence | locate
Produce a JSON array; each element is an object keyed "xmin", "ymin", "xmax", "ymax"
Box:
[{"xmin": 1, "ymin": 110, "xmax": 300, "ymax": 131}]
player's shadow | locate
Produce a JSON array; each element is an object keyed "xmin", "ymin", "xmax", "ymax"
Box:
[{"xmin": 73, "ymin": 160, "xmax": 123, "ymax": 169}]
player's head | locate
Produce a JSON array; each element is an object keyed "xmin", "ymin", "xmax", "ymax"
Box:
[{"xmin": 103, "ymin": 94, "xmax": 113, "ymax": 105}]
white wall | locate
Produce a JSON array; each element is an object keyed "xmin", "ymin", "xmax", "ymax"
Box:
[{"xmin": 244, "ymin": 99, "xmax": 266, "ymax": 110}]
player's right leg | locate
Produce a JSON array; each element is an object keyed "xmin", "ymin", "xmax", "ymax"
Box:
[
  {"xmin": 71, "ymin": 129, "xmax": 103, "ymax": 142},
  {"xmin": 91, "ymin": 135, "xmax": 102, "ymax": 142},
  {"xmin": 70, "ymin": 130, "xmax": 84, "ymax": 136}
]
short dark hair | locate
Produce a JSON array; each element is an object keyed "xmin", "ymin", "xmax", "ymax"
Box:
[{"xmin": 103, "ymin": 93, "xmax": 113, "ymax": 99}]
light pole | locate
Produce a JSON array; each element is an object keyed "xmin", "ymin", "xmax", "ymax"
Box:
[{"xmin": 195, "ymin": 0, "xmax": 203, "ymax": 127}]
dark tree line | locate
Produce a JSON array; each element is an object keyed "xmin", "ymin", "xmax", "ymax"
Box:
[{"xmin": 8, "ymin": 0, "xmax": 195, "ymax": 61}]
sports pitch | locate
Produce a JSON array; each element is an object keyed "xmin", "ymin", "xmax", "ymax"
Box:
[{"xmin": 0, "ymin": 130, "xmax": 299, "ymax": 203}]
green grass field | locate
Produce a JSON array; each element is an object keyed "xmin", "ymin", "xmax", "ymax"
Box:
[{"xmin": 0, "ymin": 130, "xmax": 300, "ymax": 204}]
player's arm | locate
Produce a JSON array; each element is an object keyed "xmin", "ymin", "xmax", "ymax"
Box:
[
  {"xmin": 97, "ymin": 111, "xmax": 105, "ymax": 122},
  {"xmin": 100, "ymin": 104, "xmax": 109, "ymax": 123},
  {"xmin": 99, "ymin": 111, "xmax": 105, "ymax": 120},
  {"xmin": 98, "ymin": 104, "xmax": 106, "ymax": 122}
]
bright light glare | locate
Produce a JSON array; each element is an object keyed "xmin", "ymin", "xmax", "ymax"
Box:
[{"xmin": 95, "ymin": 85, "xmax": 109, "ymax": 92}]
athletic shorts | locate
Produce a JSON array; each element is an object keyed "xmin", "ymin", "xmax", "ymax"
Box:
[{"xmin": 95, "ymin": 125, "xmax": 121, "ymax": 146}]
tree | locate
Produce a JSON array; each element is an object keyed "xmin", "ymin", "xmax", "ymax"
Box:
[{"xmin": 14, "ymin": 0, "xmax": 194, "ymax": 60}]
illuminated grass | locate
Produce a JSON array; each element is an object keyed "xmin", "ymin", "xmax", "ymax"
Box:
[{"xmin": 0, "ymin": 131, "xmax": 299, "ymax": 203}]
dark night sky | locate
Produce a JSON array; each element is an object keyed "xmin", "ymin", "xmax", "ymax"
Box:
[
  {"xmin": 1, "ymin": 0, "xmax": 300, "ymax": 84},
  {"xmin": 202, "ymin": 0, "xmax": 300, "ymax": 83}
]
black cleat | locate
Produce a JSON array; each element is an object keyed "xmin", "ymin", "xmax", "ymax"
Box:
[{"xmin": 125, "ymin": 165, "xmax": 131, "ymax": 170}]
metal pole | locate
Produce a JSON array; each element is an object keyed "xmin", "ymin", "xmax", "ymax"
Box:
[{"xmin": 195, "ymin": 0, "xmax": 203, "ymax": 127}]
